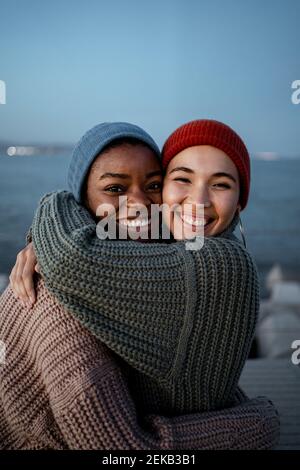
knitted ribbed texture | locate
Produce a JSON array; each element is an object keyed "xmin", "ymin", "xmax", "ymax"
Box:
[
  {"xmin": 31, "ymin": 191, "xmax": 260, "ymax": 416},
  {"xmin": 0, "ymin": 280, "xmax": 280, "ymax": 450},
  {"xmin": 162, "ymin": 120, "xmax": 250, "ymax": 209}
]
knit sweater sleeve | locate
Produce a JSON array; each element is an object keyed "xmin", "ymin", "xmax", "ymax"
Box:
[
  {"xmin": 31, "ymin": 191, "xmax": 259, "ymax": 387},
  {"xmin": 54, "ymin": 366, "xmax": 280, "ymax": 450}
]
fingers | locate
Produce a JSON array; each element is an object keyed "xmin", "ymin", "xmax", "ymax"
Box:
[
  {"xmin": 9, "ymin": 256, "xmax": 21, "ymax": 299},
  {"xmin": 22, "ymin": 246, "xmax": 37, "ymax": 304},
  {"xmin": 23, "ymin": 266, "xmax": 36, "ymax": 305},
  {"xmin": 9, "ymin": 264, "xmax": 19, "ymax": 298},
  {"xmin": 9, "ymin": 243, "xmax": 37, "ymax": 307},
  {"xmin": 15, "ymin": 251, "xmax": 32, "ymax": 305},
  {"xmin": 9, "ymin": 252, "xmax": 27, "ymax": 304}
]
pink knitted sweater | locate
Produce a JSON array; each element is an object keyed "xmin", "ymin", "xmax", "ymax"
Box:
[{"xmin": 0, "ymin": 278, "xmax": 279, "ymax": 450}]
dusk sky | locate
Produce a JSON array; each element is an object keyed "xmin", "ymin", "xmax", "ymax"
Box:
[{"xmin": 0, "ymin": 0, "xmax": 300, "ymax": 155}]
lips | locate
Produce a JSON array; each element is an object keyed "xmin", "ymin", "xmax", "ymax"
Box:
[
  {"xmin": 180, "ymin": 214, "xmax": 214, "ymax": 228},
  {"xmin": 203, "ymin": 218, "xmax": 215, "ymax": 231},
  {"xmin": 118, "ymin": 218, "xmax": 150, "ymax": 228},
  {"xmin": 181, "ymin": 215, "xmax": 213, "ymax": 227}
]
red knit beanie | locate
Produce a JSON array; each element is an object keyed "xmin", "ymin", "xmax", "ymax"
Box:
[{"xmin": 162, "ymin": 119, "xmax": 250, "ymax": 210}]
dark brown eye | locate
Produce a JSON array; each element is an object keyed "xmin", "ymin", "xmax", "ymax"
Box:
[
  {"xmin": 105, "ymin": 185, "xmax": 125, "ymax": 193},
  {"xmin": 148, "ymin": 181, "xmax": 162, "ymax": 191}
]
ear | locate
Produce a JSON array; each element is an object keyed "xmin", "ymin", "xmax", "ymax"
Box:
[{"xmin": 236, "ymin": 203, "xmax": 241, "ymax": 214}]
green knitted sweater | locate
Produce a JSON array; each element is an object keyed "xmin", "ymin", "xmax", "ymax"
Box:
[{"xmin": 31, "ymin": 191, "xmax": 260, "ymax": 415}]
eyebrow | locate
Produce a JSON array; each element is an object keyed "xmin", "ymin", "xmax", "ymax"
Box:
[
  {"xmin": 169, "ymin": 167, "xmax": 237, "ymax": 183},
  {"xmin": 212, "ymin": 172, "xmax": 237, "ymax": 183},
  {"xmin": 98, "ymin": 170, "xmax": 162, "ymax": 181},
  {"xmin": 169, "ymin": 166, "xmax": 194, "ymax": 175}
]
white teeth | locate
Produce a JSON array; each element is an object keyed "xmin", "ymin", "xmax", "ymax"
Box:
[
  {"xmin": 119, "ymin": 218, "xmax": 150, "ymax": 227},
  {"xmin": 181, "ymin": 215, "xmax": 210, "ymax": 227}
]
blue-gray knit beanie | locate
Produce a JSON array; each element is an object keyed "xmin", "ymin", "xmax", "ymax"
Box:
[{"xmin": 68, "ymin": 122, "xmax": 161, "ymax": 202}]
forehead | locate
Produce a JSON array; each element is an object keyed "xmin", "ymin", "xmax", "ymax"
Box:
[
  {"xmin": 91, "ymin": 143, "xmax": 161, "ymax": 173},
  {"xmin": 167, "ymin": 145, "xmax": 238, "ymax": 176}
]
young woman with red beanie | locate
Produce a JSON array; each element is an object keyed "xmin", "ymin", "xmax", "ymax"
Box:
[{"xmin": 161, "ymin": 119, "xmax": 249, "ymax": 243}]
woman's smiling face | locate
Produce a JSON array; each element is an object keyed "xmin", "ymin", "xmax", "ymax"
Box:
[
  {"xmin": 84, "ymin": 142, "xmax": 162, "ymax": 238},
  {"xmin": 162, "ymin": 145, "xmax": 241, "ymax": 239}
]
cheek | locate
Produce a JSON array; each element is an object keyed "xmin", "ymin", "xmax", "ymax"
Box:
[
  {"xmin": 213, "ymin": 191, "xmax": 239, "ymax": 219},
  {"xmin": 87, "ymin": 190, "xmax": 119, "ymax": 216},
  {"xmin": 151, "ymin": 193, "xmax": 162, "ymax": 205},
  {"xmin": 163, "ymin": 181, "xmax": 187, "ymax": 206}
]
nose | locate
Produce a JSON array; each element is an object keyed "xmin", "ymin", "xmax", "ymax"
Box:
[
  {"xmin": 127, "ymin": 187, "xmax": 152, "ymax": 213},
  {"xmin": 187, "ymin": 184, "xmax": 212, "ymax": 208}
]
